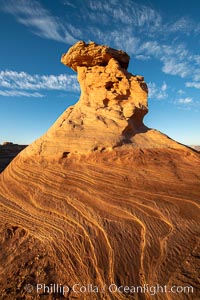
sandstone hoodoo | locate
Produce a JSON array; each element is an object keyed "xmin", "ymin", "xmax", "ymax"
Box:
[
  {"xmin": 23, "ymin": 41, "xmax": 187, "ymax": 159},
  {"xmin": 0, "ymin": 42, "xmax": 200, "ymax": 300}
]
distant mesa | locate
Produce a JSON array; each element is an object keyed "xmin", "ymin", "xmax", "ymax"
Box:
[
  {"xmin": 190, "ymin": 145, "xmax": 200, "ymax": 152},
  {"xmin": 0, "ymin": 142, "xmax": 27, "ymax": 173},
  {"xmin": 2, "ymin": 141, "xmax": 14, "ymax": 146}
]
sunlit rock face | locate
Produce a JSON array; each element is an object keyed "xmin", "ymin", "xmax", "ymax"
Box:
[
  {"xmin": 0, "ymin": 41, "xmax": 200, "ymax": 300},
  {"xmin": 22, "ymin": 41, "xmax": 186, "ymax": 159},
  {"xmin": 61, "ymin": 40, "xmax": 130, "ymax": 71}
]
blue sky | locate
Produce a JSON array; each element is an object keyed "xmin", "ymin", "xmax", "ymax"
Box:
[{"xmin": 0, "ymin": 0, "xmax": 200, "ymax": 145}]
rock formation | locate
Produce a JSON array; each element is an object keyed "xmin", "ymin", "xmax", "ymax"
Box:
[
  {"xmin": 23, "ymin": 41, "xmax": 186, "ymax": 159},
  {"xmin": 0, "ymin": 41, "xmax": 200, "ymax": 300},
  {"xmin": 61, "ymin": 40, "xmax": 130, "ymax": 71}
]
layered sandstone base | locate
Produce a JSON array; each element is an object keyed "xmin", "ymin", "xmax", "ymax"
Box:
[{"xmin": 0, "ymin": 148, "xmax": 200, "ymax": 299}]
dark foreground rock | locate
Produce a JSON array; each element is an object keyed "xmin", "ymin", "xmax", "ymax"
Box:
[{"xmin": 0, "ymin": 143, "xmax": 27, "ymax": 172}]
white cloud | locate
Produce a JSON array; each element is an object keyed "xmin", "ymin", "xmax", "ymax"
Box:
[
  {"xmin": 138, "ymin": 41, "xmax": 193, "ymax": 78},
  {"xmin": 86, "ymin": 0, "xmax": 162, "ymax": 28},
  {"xmin": 178, "ymin": 97, "xmax": 193, "ymax": 104},
  {"xmin": 189, "ymin": 55, "xmax": 200, "ymax": 65},
  {"xmin": 148, "ymin": 82, "xmax": 157, "ymax": 99},
  {"xmin": 108, "ymin": 31, "xmax": 140, "ymax": 54},
  {"xmin": 193, "ymin": 73, "xmax": 200, "ymax": 81},
  {"xmin": 135, "ymin": 54, "xmax": 151, "ymax": 61},
  {"xmin": 140, "ymin": 41, "xmax": 161, "ymax": 56},
  {"xmin": 185, "ymin": 82, "xmax": 200, "ymax": 89},
  {"xmin": 0, "ymin": 70, "xmax": 79, "ymax": 93},
  {"xmin": 0, "ymin": 90, "xmax": 44, "ymax": 97},
  {"xmin": 158, "ymin": 44, "xmax": 190, "ymax": 78},
  {"xmin": 148, "ymin": 82, "xmax": 168, "ymax": 100},
  {"xmin": 161, "ymin": 59, "xmax": 190, "ymax": 78},
  {"xmin": 148, "ymin": 85, "xmax": 196, "ymax": 108},
  {"xmin": 1, "ymin": 0, "xmax": 77, "ymax": 44},
  {"xmin": 1, "ymin": 0, "xmax": 200, "ymax": 84},
  {"xmin": 177, "ymin": 89, "xmax": 185, "ymax": 95},
  {"xmin": 161, "ymin": 82, "xmax": 167, "ymax": 91},
  {"xmin": 165, "ymin": 17, "xmax": 194, "ymax": 35}
]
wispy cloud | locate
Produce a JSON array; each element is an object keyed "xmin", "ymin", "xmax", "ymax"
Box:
[
  {"xmin": 161, "ymin": 59, "xmax": 190, "ymax": 78},
  {"xmin": 1, "ymin": 0, "xmax": 77, "ymax": 44},
  {"xmin": 148, "ymin": 82, "xmax": 198, "ymax": 109},
  {"xmin": 0, "ymin": 90, "xmax": 44, "ymax": 97},
  {"xmin": 62, "ymin": 0, "xmax": 162, "ymax": 50},
  {"xmin": 175, "ymin": 96, "xmax": 197, "ymax": 111},
  {"xmin": 1, "ymin": 0, "xmax": 200, "ymax": 86},
  {"xmin": 0, "ymin": 70, "xmax": 79, "ymax": 97},
  {"xmin": 173, "ymin": 96, "xmax": 199, "ymax": 111},
  {"xmin": 148, "ymin": 82, "xmax": 168, "ymax": 100},
  {"xmin": 135, "ymin": 54, "xmax": 151, "ymax": 61},
  {"xmin": 85, "ymin": 0, "xmax": 162, "ymax": 28},
  {"xmin": 178, "ymin": 97, "xmax": 193, "ymax": 104},
  {"xmin": 140, "ymin": 41, "xmax": 191, "ymax": 78},
  {"xmin": 177, "ymin": 89, "xmax": 185, "ymax": 95},
  {"xmin": 164, "ymin": 17, "xmax": 195, "ymax": 35},
  {"xmin": 191, "ymin": 55, "xmax": 200, "ymax": 65},
  {"xmin": 186, "ymin": 82, "xmax": 200, "ymax": 89},
  {"xmin": 78, "ymin": 1, "xmax": 200, "ymax": 83},
  {"xmin": 1, "ymin": 0, "xmax": 162, "ymax": 48},
  {"xmin": 161, "ymin": 82, "xmax": 167, "ymax": 92}
]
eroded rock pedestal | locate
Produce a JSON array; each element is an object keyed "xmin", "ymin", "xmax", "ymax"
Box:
[
  {"xmin": 0, "ymin": 42, "xmax": 200, "ymax": 300},
  {"xmin": 24, "ymin": 41, "xmax": 186, "ymax": 159}
]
